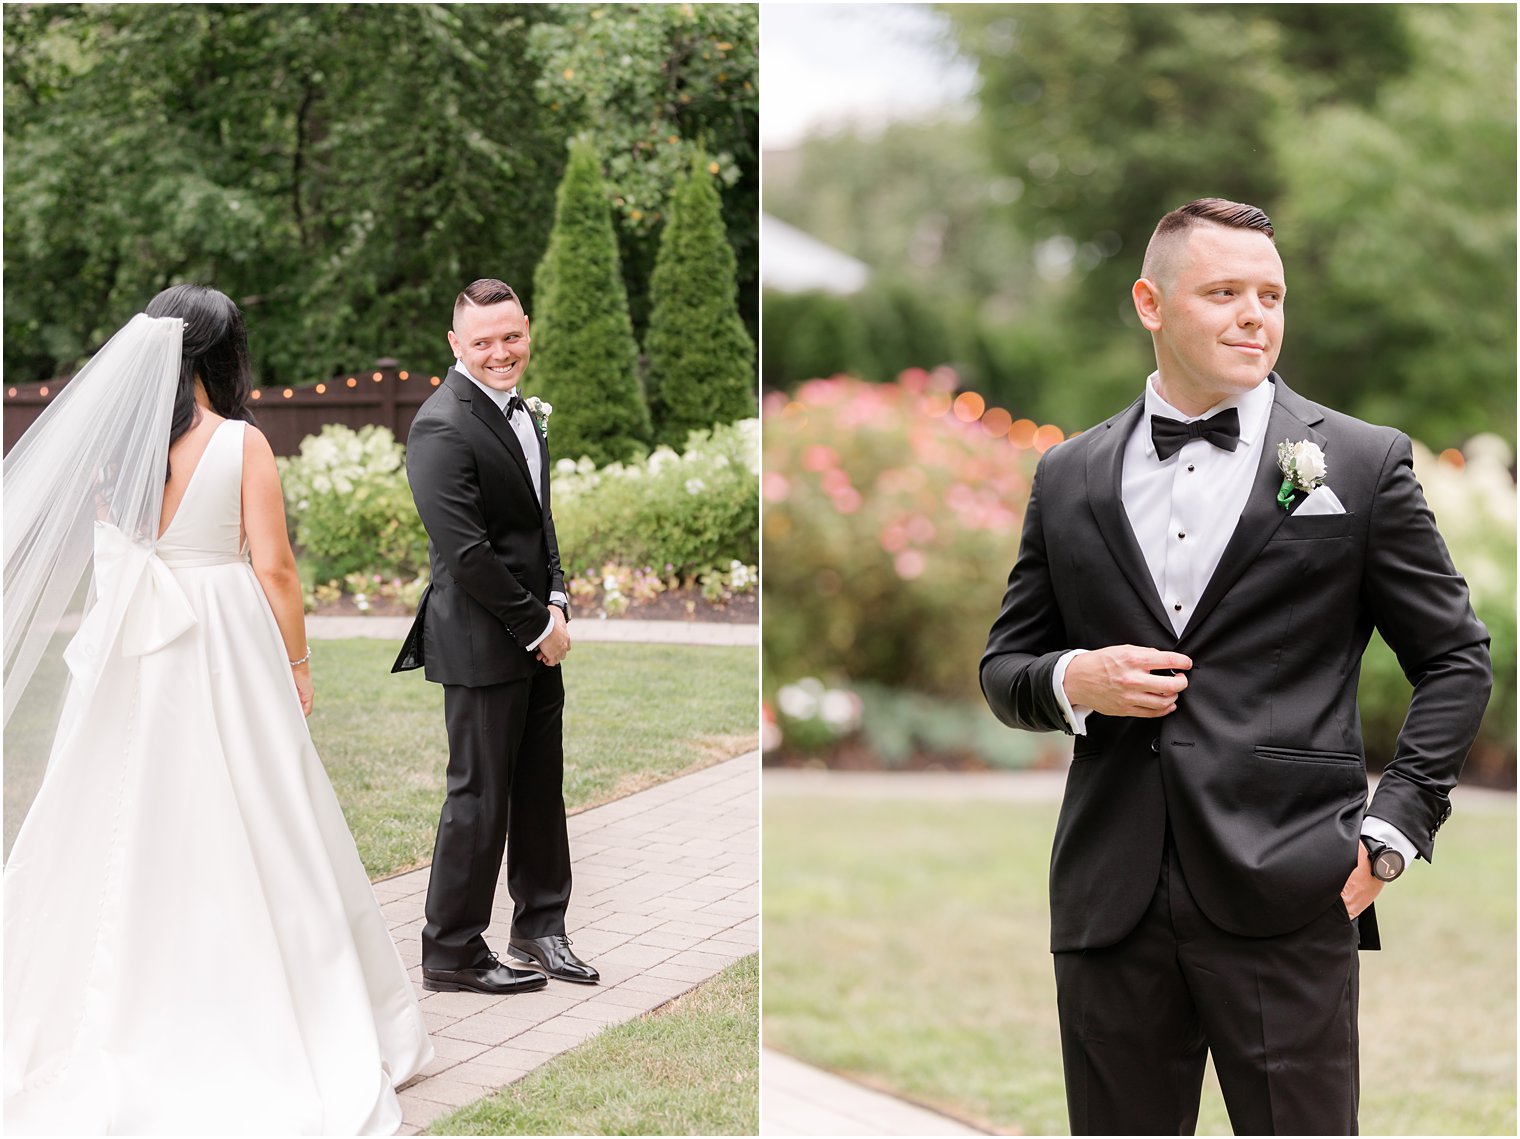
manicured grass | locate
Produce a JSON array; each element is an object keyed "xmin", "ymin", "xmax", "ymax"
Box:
[
  {"xmin": 427, "ymin": 954, "xmax": 759, "ymax": 1136},
  {"xmin": 310, "ymin": 640, "xmax": 757, "ymax": 879},
  {"xmin": 763, "ymin": 792, "xmax": 1516, "ymax": 1136}
]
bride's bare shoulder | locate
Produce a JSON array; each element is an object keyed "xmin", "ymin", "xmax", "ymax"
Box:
[{"xmin": 241, "ymin": 422, "xmax": 276, "ymax": 458}]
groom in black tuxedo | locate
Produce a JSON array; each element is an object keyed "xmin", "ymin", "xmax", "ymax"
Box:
[
  {"xmin": 981, "ymin": 200, "xmax": 1490, "ymax": 1134},
  {"xmin": 394, "ymin": 278, "xmax": 598, "ymax": 994}
]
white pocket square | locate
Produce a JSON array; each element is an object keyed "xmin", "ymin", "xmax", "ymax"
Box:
[{"xmin": 1293, "ymin": 485, "xmax": 1346, "ymax": 516}]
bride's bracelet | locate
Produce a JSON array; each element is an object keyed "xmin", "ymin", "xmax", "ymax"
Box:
[{"xmin": 289, "ymin": 647, "xmax": 311, "ymax": 667}]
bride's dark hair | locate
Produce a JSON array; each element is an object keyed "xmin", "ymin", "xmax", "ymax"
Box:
[{"xmin": 144, "ymin": 284, "xmax": 256, "ymax": 477}]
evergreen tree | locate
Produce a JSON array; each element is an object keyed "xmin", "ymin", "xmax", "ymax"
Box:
[
  {"xmin": 529, "ymin": 139, "xmax": 651, "ymax": 465},
  {"xmin": 645, "ymin": 158, "xmax": 758, "ymax": 446}
]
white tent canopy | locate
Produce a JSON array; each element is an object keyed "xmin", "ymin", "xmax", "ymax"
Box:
[{"xmin": 761, "ymin": 214, "xmax": 870, "ymax": 296}]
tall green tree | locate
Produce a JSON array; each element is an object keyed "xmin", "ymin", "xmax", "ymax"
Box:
[
  {"xmin": 928, "ymin": 4, "xmax": 1514, "ymax": 446},
  {"xmin": 4, "ymin": 4, "xmax": 565, "ymax": 387},
  {"xmin": 529, "ymin": 138, "xmax": 651, "ymax": 465},
  {"xmin": 646, "ymin": 158, "xmax": 755, "ymax": 445},
  {"xmin": 3, "ymin": 3, "xmax": 760, "ymax": 389},
  {"xmin": 527, "ymin": 3, "xmax": 759, "ymax": 338}
]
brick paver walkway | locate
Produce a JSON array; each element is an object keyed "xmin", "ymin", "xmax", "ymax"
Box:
[
  {"xmin": 762, "ymin": 1049, "xmax": 987, "ymax": 1135},
  {"xmin": 377, "ymin": 750, "xmax": 759, "ymax": 1134}
]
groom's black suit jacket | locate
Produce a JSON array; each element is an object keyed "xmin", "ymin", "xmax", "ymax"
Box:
[
  {"xmin": 981, "ymin": 375, "xmax": 1491, "ymax": 953},
  {"xmin": 394, "ymin": 368, "xmax": 565, "ymax": 686}
]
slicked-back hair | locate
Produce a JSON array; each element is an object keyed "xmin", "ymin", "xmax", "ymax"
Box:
[
  {"xmin": 453, "ymin": 278, "xmax": 521, "ymax": 327},
  {"xmin": 1142, "ymin": 198, "xmax": 1275, "ymax": 284},
  {"xmin": 144, "ymin": 283, "xmax": 256, "ymax": 480}
]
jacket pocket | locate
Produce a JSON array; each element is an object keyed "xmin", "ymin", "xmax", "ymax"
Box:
[
  {"xmin": 1271, "ymin": 512, "xmax": 1357, "ymax": 540},
  {"xmin": 1254, "ymin": 744, "xmax": 1363, "ymax": 766}
]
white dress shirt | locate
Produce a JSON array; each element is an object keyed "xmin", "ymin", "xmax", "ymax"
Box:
[
  {"xmin": 456, "ymin": 364, "xmax": 567, "ymax": 652},
  {"xmin": 1051, "ymin": 373, "xmax": 1418, "ymax": 869}
]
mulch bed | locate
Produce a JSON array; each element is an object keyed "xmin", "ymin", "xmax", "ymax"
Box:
[{"xmin": 314, "ymin": 586, "xmax": 756, "ymax": 624}]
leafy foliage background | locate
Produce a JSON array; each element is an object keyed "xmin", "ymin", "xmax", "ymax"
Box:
[{"xmin": 4, "ymin": 3, "xmax": 758, "ymax": 389}]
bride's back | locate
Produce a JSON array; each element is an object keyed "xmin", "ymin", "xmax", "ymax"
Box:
[{"xmin": 156, "ymin": 416, "xmax": 247, "ymax": 564}]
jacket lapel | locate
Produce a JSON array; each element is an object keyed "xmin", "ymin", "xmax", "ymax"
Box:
[
  {"xmin": 1085, "ymin": 396, "xmax": 1178, "ymax": 640},
  {"xmin": 1179, "ymin": 374, "xmax": 1326, "ymax": 641},
  {"xmin": 449, "ymin": 368, "xmax": 540, "ymax": 515}
]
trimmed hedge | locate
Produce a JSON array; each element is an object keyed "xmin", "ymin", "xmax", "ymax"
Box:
[{"xmin": 553, "ymin": 419, "xmax": 759, "ymax": 577}]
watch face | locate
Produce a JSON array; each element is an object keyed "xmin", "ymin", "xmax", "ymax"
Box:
[{"xmin": 1374, "ymin": 850, "xmax": 1403, "ymax": 880}]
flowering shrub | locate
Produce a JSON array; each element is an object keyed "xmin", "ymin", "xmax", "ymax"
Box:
[
  {"xmin": 553, "ymin": 418, "xmax": 759, "ymax": 576},
  {"xmin": 762, "ymin": 368, "xmax": 1045, "ymax": 718},
  {"xmin": 280, "ymin": 418, "xmax": 757, "ymax": 614},
  {"xmin": 565, "ymin": 558, "xmax": 757, "ymax": 617},
  {"xmin": 771, "ymin": 677, "xmax": 864, "ymax": 752},
  {"xmin": 567, "ymin": 562, "xmax": 668, "ymax": 617},
  {"xmin": 305, "ymin": 572, "xmax": 428, "ymax": 615},
  {"xmin": 278, "ymin": 424, "xmax": 428, "ymax": 582}
]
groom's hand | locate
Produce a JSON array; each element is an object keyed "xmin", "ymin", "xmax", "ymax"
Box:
[
  {"xmin": 535, "ymin": 607, "xmax": 571, "ymax": 667},
  {"xmin": 1062, "ymin": 645, "xmax": 1192, "ymax": 718},
  {"xmin": 1340, "ymin": 839, "xmax": 1385, "ymax": 920}
]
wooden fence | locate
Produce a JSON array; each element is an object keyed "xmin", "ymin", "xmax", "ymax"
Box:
[{"xmin": 3, "ymin": 364, "xmax": 447, "ymax": 457}]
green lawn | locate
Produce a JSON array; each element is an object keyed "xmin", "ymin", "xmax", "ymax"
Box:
[
  {"xmin": 428, "ymin": 955, "xmax": 759, "ymax": 1136},
  {"xmin": 310, "ymin": 639, "xmax": 757, "ymax": 878},
  {"xmin": 763, "ymin": 792, "xmax": 1516, "ymax": 1136}
]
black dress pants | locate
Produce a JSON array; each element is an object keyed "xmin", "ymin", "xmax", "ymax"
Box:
[
  {"xmin": 1054, "ymin": 838, "xmax": 1360, "ymax": 1135},
  {"xmin": 421, "ymin": 667, "xmax": 572, "ymax": 970}
]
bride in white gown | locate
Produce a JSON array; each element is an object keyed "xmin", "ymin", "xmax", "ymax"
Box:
[{"xmin": 3, "ymin": 285, "xmax": 432, "ymax": 1134}]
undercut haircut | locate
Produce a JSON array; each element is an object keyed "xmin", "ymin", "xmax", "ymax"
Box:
[
  {"xmin": 1142, "ymin": 198, "xmax": 1275, "ymax": 285},
  {"xmin": 453, "ymin": 278, "xmax": 521, "ymax": 327}
]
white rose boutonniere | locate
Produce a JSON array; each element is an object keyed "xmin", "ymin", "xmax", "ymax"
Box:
[
  {"xmin": 1275, "ymin": 438, "xmax": 1327, "ymax": 510},
  {"xmin": 524, "ymin": 396, "xmax": 552, "ymax": 440}
]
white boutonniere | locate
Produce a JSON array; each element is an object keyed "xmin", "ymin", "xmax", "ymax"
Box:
[
  {"xmin": 524, "ymin": 395, "xmax": 552, "ymax": 439},
  {"xmin": 1275, "ymin": 438, "xmax": 1327, "ymax": 510}
]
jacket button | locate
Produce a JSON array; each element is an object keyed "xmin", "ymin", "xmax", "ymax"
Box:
[{"xmin": 1150, "ymin": 739, "xmax": 1160, "ymax": 754}]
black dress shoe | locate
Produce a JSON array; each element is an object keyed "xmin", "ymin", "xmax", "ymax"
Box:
[
  {"xmin": 507, "ymin": 934, "xmax": 600, "ymax": 984},
  {"xmin": 422, "ymin": 951, "xmax": 548, "ymax": 995}
]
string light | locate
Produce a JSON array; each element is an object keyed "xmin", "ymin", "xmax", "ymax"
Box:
[
  {"xmin": 981, "ymin": 407, "xmax": 1013, "ymax": 437},
  {"xmin": 1034, "ymin": 423, "xmax": 1066, "ymax": 452},
  {"xmin": 10, "ymin": 364, "xmax": 440, "ymax": 412},
  {"xmin": 952, "ymin": 391, "xmax": 985, "ymax": 422}
]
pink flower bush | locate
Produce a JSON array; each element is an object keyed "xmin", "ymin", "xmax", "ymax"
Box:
[{"xmin": 763, "ymin": 368, "xmax": 1053, "ymax": 715}]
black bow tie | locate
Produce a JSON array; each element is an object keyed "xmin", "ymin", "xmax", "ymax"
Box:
[
  {"xmin": 504, "ymin": 392, "xmax": 527, "ymax": 419},
  {"xmin": 1150, "ymin": 407, "xmax": 1241, "ymax": 461}
]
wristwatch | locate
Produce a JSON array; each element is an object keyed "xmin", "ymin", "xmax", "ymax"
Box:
[
  {"xmin": 1360, "ymin": 835, "xmax": 1405, "ymax": 882},
  {"xmin": 550, "ymin": 599, "xmax": 572, "ymax": 623}
]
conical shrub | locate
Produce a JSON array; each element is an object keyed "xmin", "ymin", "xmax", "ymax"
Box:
[
  {"xmin": 645, "ymin": 157, "xmax": 757, "ymax": 446},
  {"xmin": 529, "ymin": 138, "xmax": 651, "ymax": 465}
]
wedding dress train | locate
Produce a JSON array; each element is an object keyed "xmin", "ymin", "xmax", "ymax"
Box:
[{"xmin": 4, "ymin": 419, "xmax": 432, "ymax": 1134}]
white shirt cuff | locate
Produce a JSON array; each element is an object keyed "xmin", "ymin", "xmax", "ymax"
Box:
[
  {"xmin": 550, "ymin": 590, "xmax": 568, "ymax": 607},
  {"xmin": 1051, "ymin": 649, "xmax": 1092, "ymax": 735},
  {"xmin": 1361, "ymin": 815, "xmax": 1419, "ymax": 871},
  {"xmin": 525, "ymin": 613, "xmax": 556, "ymax": 652}
]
